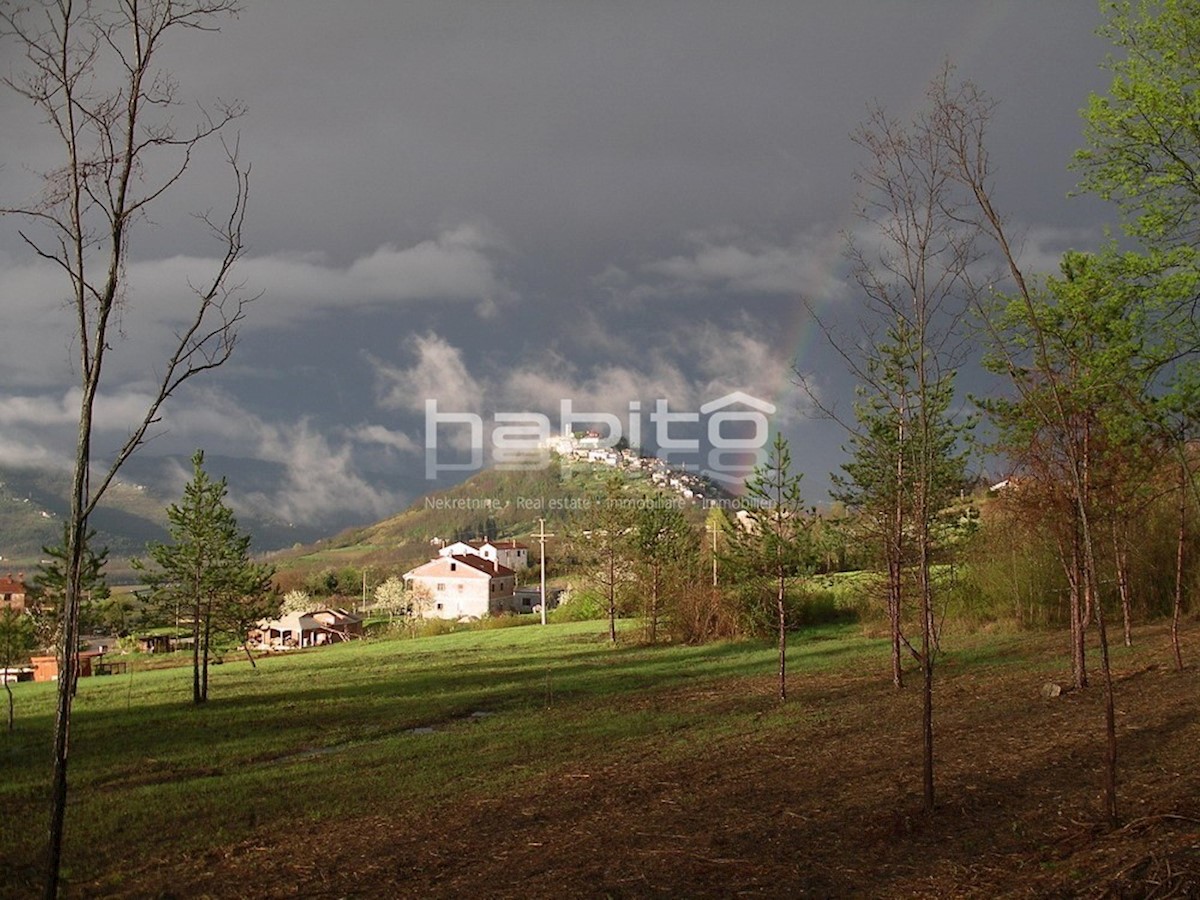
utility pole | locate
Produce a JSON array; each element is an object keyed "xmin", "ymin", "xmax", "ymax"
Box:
[
  {"xmin": 537, "ymin": 518, "xmax": 555, "ymax": 625},
  {"xmin": 705, "ymin": 521, "xmax": 719, "ymax": 587}
]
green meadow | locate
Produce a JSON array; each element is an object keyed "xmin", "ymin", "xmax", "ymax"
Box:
[{"xmin": 0, "ymin": 621, "xmax": 886, "ymax": 894}]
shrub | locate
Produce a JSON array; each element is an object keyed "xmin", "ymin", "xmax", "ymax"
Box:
[{"xmin": 547, "ymin": 587, "xmax": 606, "ymax": 623}]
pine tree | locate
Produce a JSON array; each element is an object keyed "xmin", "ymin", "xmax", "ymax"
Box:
[
  {"xmin": 28, "ymin": 527, "xmax": 110, "ymax": 653},
  {"xmin": 136, "ymin": 451, "xmax": 273, "ymax": 703},
  {"xmin": 725, "ymin": 433, "xmax": 812, "ymax": 701},
  {"xmin": 631, "ymin": 499, "xmax": 696, "ymax": 644}
]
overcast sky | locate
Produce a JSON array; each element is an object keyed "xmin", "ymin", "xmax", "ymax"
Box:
[{"xmin": 0, "ymin": 2, "xmax": 1119, "ymax": 536}]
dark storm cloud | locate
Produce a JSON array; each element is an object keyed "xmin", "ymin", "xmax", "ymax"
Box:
[{"xmin": 0, "ymin": 1, "xmax": 1117, "ymax": 533}]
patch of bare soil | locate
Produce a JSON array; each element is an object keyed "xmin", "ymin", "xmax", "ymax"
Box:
[{"xmin": 94, "ymin": 627, "xmax": 1200, "ymax": 898}]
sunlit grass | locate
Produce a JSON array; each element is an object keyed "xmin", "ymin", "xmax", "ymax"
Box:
[{"xmin": 0, "ymin": 620, "xmax": 889, "ymax": 893}]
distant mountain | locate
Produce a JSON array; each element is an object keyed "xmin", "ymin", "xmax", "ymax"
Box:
[{"xmin": 0, "ymin": 455, "xmax": 354, "ymax": 574}]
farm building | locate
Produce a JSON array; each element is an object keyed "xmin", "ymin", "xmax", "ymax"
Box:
[
  {"xmin": 28, "ymin": 650, "xmax": 106, "ymax": 683},
  {"xmin": 252, "ymin": 608, "xmax": 363, "ymax": 650}
]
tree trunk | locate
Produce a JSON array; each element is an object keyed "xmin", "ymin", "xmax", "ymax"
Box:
[
  {"xmin": 1094, "ymin": 593, "xmax": 1119, "ymax": 826},
  {"xmin": 889, "ymin": 556, "xmax": 903, "ymax": 689},
  {"xmin": 649, "ymin": 566, "xmax": 659, "ymax": 645},
  {"xmin": 1173, "ymin": 460, "xmax": 1186, "ymax": 671},
  {"xmin": 1067, "ymin": 528, "xmax": 1088, "ymax": 690},
  {"xmin": 5, "ymin": 679, "xmax": 12, "ymax": 732},
  {"xmin": 1112, "ymin": 520, "xmax": 1133, "ymax": 648},
  {"xmin": 917, "ymin": 475, "xmax": 935, "ymax": 813},
  {"xmin": 243, "ymin": 641, "xmax": 257, "ymax": 669},
  {"xmin": 192, "ymin": 593, "xmax": 202, "ymax": 705},
  {"xmin": 46, "ymin": 450, "xmax": 91, "ymax": 900},
  {"xmin": 921, "ymin": 616, "xmax": 934, "ymax": 812},
  {"xmin": 892, "ymin": 419, "xmax": 905, "ymax": 691},
  {"xmin": 777, "ymin": 569, "xmax": 787, "ymax": 702},
  {"xmin": 1081, "ymin": 421, "xmax": 1094, "ymax": 631},
  {"xmin": 201, "ymin": 605, "xmax": 212, "ymax": 704}
]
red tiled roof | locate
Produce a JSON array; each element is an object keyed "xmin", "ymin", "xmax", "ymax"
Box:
[
  {"xmin": 0, "ymin": 574, "xmax": 26, "ymax": 594},
  {"xmin": 451, "ymin": 555, "xmax": 514, "ymax": 577}
]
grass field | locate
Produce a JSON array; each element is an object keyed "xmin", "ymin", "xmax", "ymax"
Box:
[{"xmin": 2, "ymin": 619, "xmax": 1197, "ymax": 897}]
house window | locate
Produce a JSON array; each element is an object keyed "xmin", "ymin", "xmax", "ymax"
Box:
[
  {"xmin": 436, "ymin": 602, "xmax": 444, "ymax": 611},
  {"xmin": 436, "ymin": 583, "xmax": 445, "ymax": 592},
  {"xmin": 457, "ymin": 584, "xmax": 463, "ymax": 592}
]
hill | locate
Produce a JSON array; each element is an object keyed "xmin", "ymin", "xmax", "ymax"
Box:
[
  {"xmin": 0, "ymin": 467, "xmax": 170, "ymax": 573},
  {"xmin": 0, "ymin": 452, "xmax": 729, "ymax": 584},
  {"xmin": 266, "ymin": 455, "xmax": 726, "ymax": 584}
]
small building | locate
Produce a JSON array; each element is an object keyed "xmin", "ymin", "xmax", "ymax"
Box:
[
  {"xmin": 513, "ymin": 586, "xmax": 563, "ymax": 613},
  {"xmin": 0, "ymin": 573, "xmax": 27, "ymax": 613},
  {"xmin": 252, "ymin": 608, "xmax": 363, "ymax": 650},
  {"xmin": 0, "ymin": 667, "xmax": 33, "ymax": 684},
  {"xmin": 29, "ymin": 650, "xmax": 106, "ymax": 683},
  {"xmin": 135, "ymin": 633, "xmax": 191, "ymax": 654},
  {"xmin": 404, "ymin": 555, "xmax": 517, "ymax": 619}
]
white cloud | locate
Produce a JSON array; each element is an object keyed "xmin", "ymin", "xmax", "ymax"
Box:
[
  {"xmin": 0, "ymin": 434, "xmax": 65, "ymax": 470},
  {"xmin": 369, "ymin": 332, "xmax": 484, "ymax": 414},
  {"xmin": 136, "ymin": 223, "xmax": 511, "ymax": 322},
  {"xmin": 245, "ymin": 418, "xmax": 407, "ymax": 525},
  {"xmin": 0, "ymin": 386, "xmax": 165, "ymax": 432},
  {"xmin": 353, "ymin": 424, "xmax": 420, "ymax": 454},
  {"xmin": 371, "ymin": 323, "xmax": 798, "ymax": 443}
]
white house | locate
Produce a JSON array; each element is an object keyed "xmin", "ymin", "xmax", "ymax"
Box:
[
  {"xmin": 436, "ymin": 539, "xmax": 530, "ymax": 571},
  {"xmin": 437, "ymin": 540, "xmax": 482, "ymax": 559},
  {"xmin": 404, "ymin": 554, "xmax": 517, "ymax": 619}
]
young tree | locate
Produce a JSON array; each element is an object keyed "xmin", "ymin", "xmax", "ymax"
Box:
[
  {"xmin": 936, "ymin": 72, "xmax": 1128, "ymax": 826},
  {"xmin": 1076, "ymin": 0, "xmax": 1200, "ymax": 670},
  {"xmin": 406, "ymin": 581, "xmax": 436, "ymax": 626},
  {"xmin": 725, "ymin": 433, "xmax": 812, "ymax": 702},
  {"xmin": 630, "ymin": 498, "xmax": 696, "ymax": 644},
  {"xmin": 0, "ymin": 609, "xmax": 36, "ymax": 732},
  {"xmin": 0, "ymin": 3, "xmax": 253, "ymax": 888},
  {"xmin": 803, "ymin": 67, "xmax": 976, "ymax": 809},
  {"xmin": 27, "ymin": 527, "xmax": 110, "ymax": 653},
  {"xmin": 373, "ymin": 576, "xmax": 410, "ymax": 622},
  {"xmin": 573, "ymin": 477, "xmax": 635, "ymax": 643},
  {"xmin": 216, "ymin": 583, "xmax": 278, "ymax": 669},
  {"xmin": 137, "ymin": 451, "xmax": 273, "ymax": 704}
]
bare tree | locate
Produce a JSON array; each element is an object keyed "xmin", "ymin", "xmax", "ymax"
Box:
[
  {"xmin": 0, "ymin": 2, "xmax": 252, "ymax": 892},
  {"xmin": 801, "ymin": 66, "xmax": 977, "ymax": 811}
]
